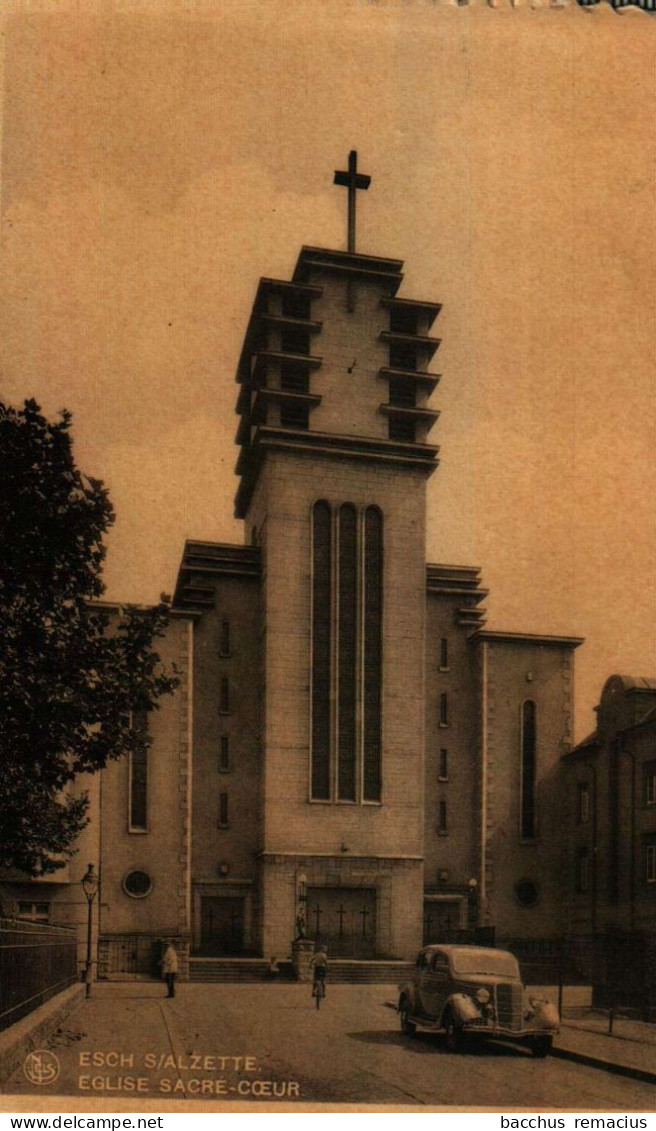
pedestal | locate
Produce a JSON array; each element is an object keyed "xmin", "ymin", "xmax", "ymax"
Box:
[{"xmin": 291, "ymin": 938, "xmax": 315, "ymax": 982}]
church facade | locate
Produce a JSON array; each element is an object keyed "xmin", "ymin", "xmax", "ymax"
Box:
[{"xmin": 1, "ymin": 166, "xmax": 586, "ymax": 974}]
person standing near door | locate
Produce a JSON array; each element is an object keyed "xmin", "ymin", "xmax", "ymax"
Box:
[{"xmin": 159, "ymin": 942, "xmax": 179, "ymax": 998}]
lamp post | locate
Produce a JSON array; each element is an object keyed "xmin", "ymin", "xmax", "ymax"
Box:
[{"xmin": 81, "ymin": 863, "xmax": 99, "ymax": 998}]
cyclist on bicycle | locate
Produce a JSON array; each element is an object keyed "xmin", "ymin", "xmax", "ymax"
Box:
[{"xmin": 310, "ymin": 945, "xmax": 328, "ymax": 997}]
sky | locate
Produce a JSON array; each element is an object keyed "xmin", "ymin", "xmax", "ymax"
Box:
[{"xmin": 0, "ymin": 0, "xmax": 654, "ymax": 741}]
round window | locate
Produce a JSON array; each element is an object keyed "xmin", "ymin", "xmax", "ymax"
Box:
[
  {"xmin": 515, "ymin": 879, "xmax": 540, "ymax": 907},
  {"xmin": 123, "ymin": 870, "xmax": 153, "ymax": 899}
]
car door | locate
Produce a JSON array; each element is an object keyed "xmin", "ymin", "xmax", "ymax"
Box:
[{"xmin": 419, "ymin": 949, "xmax": 450, "ymax": 1018}]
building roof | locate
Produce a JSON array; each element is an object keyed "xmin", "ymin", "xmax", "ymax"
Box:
[{"xmin": 471, "ymin": 630, "xmax": 584, "ymax": 648}]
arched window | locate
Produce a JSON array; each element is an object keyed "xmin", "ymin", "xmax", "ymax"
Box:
[
  {"xmin": 311, "ymin": 501, "xmax": 332, "ymax": 800},
  {"xmin": 520, "ymin": 700, "xmax": 537, "ymax": 839}
]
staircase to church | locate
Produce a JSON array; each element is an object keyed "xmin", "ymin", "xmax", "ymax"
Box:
[{"xmin": 188, "ymin": 957, "xmax": 412, "ymax": 984}]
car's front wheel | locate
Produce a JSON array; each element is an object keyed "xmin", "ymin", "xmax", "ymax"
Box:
[
  {"xmin": 399, "ymin": 998, "xmax": 416, "ymax": 1036},
  {"xmin": 444, "ymin": 1010, "xmax": 465, "ymax": 1053},
  {"xmin": 530, "ymin": 1036, "xmax": 553, "ymax": 1059}
]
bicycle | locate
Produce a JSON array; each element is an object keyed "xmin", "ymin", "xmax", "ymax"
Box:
[{"xmin": 313, "ymin": 976, "xmax": 325, "ymax": 1010}]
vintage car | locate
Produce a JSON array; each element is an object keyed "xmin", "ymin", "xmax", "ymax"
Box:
[{"xmin": 398, "ymin": 944, "xmax": 559, "ymax": 1057}]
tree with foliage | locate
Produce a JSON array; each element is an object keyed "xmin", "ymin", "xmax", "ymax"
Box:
[{"xmin": 0, "ymin": 399, "xmax": 178, "ymax": 875}]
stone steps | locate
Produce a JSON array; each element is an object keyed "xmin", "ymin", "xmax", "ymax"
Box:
[{"xmin": 188, "ymin": 958, "xmax": 412, "ymax": 984}]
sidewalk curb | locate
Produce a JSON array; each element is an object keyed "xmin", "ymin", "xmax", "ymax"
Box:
[
  {"xmin": 551, "ymin": 1045, "xmax": 656, "ymax": 1086},
  {"xmin": 0, "ymin": 984, "xmax": 85, "ymax": 1087}
]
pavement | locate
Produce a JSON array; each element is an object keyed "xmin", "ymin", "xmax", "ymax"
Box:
[
  {"xmin": 0, "ymin": 981, "xmax": 654, "ymax": 1106},
  {"xmin": 555, "ymin": 1012, "xmax": 655, "ymax": 1084}
]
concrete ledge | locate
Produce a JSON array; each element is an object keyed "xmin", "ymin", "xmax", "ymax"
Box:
[
  {"xmin": 551, "ymin": 1044, "xmax": 656, "ymax": 1086},
  {"xmin": 0, "ymin": 984, "xmax": 85, "ymax": 1086}
]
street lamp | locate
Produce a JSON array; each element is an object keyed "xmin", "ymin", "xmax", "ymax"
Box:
[{"xmin": 81, "ymin": 863, "xmax": 99, "ymax": 998}]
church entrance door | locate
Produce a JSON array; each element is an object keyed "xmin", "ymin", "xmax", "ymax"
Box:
[
  {"xmin": 200, "ymin": 896, "xmax": 244, "ymax": 955},
  {"xmin": 306, "ymin": 887, "xmax": 376, "ymax": 958}
]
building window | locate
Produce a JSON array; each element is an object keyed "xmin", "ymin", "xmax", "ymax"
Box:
[
  {"xmin": 439, "ymin": 749, "xmax": 448, "ymax": 781},
  {"xmin": 311, "ymin": 501, "xmax": 332, "ymax": 800},
  {"xmin": 280, "ymin": 365, "xmax": 310, "ymax": 393},
  {"xmin": 439, "ymin": 693, "xmax": 449, "ymax": 727},
  {"xmin": 388, "ymin": 415, "xmax": 416, "ymax": 443},
  {"xmin": 219, "ymin": 736, "xmax": 230, "ymax": 773},
  {"xmin": 281, "ymin": 290, "xmax": 311, "ymax": 320},
  {"xmin": 220, "ymin": 620, "xmax": 231, "ymax": 657},
  {"xmin": 129, "ymin": 710, "xmax": 148, "ymax": 832},
  {"xmin": 520, "ymin": 700, "xmax": 537, "ymax": 840},
  {"xmin": 576, "ymin": 847, "xmax": 590, "ymax": 893},
  {"xmin": 17, "ymin": 902, "xmax": 50, "ymax": 922},
  {"xmin": 337, "ymin": 504, "xmax": 358, "ymax": 802},
  {"xmin": 438, "ymin": 800, "xmax": 448, "ymax": 835},
  {"xmin": 280, "ymin": 399, "xmax": 310, "ymax": 430},
  {"xmin": 310, "ymin": 501, "xmax": 383, "ymax": 804},
  {"xmin": 577, "ymin": 782, "xmax": 590, "ymax": 824},
  {"xmin": 362, "ymin": 506, "xmax": 383, "ymax": 802},
  {"xmin": 389, "ymin": 342, "xmax": 417, "ymax": 371},
  {"xmin": 439, "ymin": 638, "xmax": 449, "ymax": 671},
  {"xmin": 515, "ymin": 879, "xmax": 540, "ymax": 907},
  {"xmin": 389, "ymin": 306, "xmax": 418, "ymax": 335},
  {"xmin": 388, "ymin": 377, "xmax": 416, "ymax": 408},
  {"xmin": 123, "ymin": 870, "xmax": 152, "ymax": 899},
  {"xmin": 218, "ymin": 792, "xmax": 229, "ymax": 828},
  {"xmin": 643, "ymin": 760, "xmax": 656, "ymax": 806},
  {"xmin": 280, "ymin": 326, "xmax": 310, "ymax": 355},
  {"xmin": 645, "ymin": 837, "xmax": 656, "ymax": 884},
  {"xmin": 220, "ymin": 677, "xmax": 230, "ymax": 714}
]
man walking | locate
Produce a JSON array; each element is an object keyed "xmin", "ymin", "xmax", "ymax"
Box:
[{"xmin": 159, "ymin": 942, "xmax": 179, "ymax": 998}]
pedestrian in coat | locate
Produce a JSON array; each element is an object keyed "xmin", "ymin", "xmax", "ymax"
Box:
[{"xmin": 159, "ymin": 943, "xmax": 179, "ymax": 998}]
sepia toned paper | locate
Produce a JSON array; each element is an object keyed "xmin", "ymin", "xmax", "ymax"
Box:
[{"xmin": 0, "ymin": 0, "xmax": 654, "ymax": 1115}]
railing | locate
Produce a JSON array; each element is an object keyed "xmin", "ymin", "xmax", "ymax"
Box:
[
  {"xmin": 0, "ymin": 918, "xmax": 78, "ymax": 1032},
  {"xmin": 500, "ymin": 931, "xmax": 656, "ymax": 1024}
]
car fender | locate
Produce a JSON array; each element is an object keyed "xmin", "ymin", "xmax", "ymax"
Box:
[
  {"xmin": 530, "ymin": 999, "xmax": 559, "ymax": 1028},
  {"xmin": 398, "ymin": 981, "xmax": 418, "ymax": 1013},
  {"xmin": 442, "ymin": 992, "xmax": 481, "ymax": 1025}
]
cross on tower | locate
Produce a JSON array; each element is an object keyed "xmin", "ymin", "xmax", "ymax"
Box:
[{"xmin": 333, "ymin": 150, "xmax": 371, "ymax": 254}]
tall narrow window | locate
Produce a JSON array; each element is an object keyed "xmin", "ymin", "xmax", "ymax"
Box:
[
  {"xmin": 520, "ymin": 700, "xmax": 537, "ymax": 839},
  {"xmin": 439, "ymin": 638, "xmax": 449, "ymax": 670},
  {"xmin": 439, "ymin": 749, "xmax": 448, "ymax": 781},
  {"xmin": 220, "ymin": 620, "xmax": 231, "ymax": 657},
  {"xmin": 577, "ymin": 782, "xmax": 590, "ymax": 824},
  {"xmin": 218, "ymin": 792, "xmax": 229, "ymax": 828},
  {"xmin": 438, "ymin": 800, "xmax": 448, "ymax": 835},
  {"xmin": 439, "ymin": 693, "xmax": 449, "ymax": 727},
  {"xmin": 220, "ymin": 677, "xmax": 230, "ymax": 714},
  {"xmin": 311, "ymin": 501, "xmax": 331, "ymax": 799},
  {"xmin": 643, "ymin": 760, "xmax": 656, "ymax": 806},
  {"xmin": 363, "ymin": 507, "xmax": 383, "ymax": 802},
  {"xmin": 576, "ymin": 847, "xmax": 590, "ymax": 893},
  {"xmin": 337, "ymin": 504, "xmax": 357, "ymax": 801},
  {"xmin": 646, "ymin": 841, "xmax": 656, "ymax": 884},
  {"xmin": 219, "ymin": 736, "xmax": 230, "ymax": 773},
  {"xmin": 129, "ymin": 710, "xmax": 148, "ymax": 831}
]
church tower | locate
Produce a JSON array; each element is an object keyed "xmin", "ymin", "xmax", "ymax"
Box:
[{"xmin": 233, "ymin": 154, "xmax": 441, "ymax": 958}]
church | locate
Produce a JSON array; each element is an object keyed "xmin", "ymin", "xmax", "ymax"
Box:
[{"xmin": 1, "ymin": 156, "xmax": 584, "ymax": 977}]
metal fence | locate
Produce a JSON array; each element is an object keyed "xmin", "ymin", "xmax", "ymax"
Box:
[
  {"xmin": 0, "ymin": 918, "xmax": 78, "ymax": 1032},
  {"xmin": 499, "ymin": 931, "xmax": 656, "ymax": 1022}
]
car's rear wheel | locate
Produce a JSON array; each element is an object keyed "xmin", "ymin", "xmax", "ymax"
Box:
[
  {"xmin": 444, "ymin": 1010, "xmax": 465, "ymax": 1053},
  {"xmin": 531, "ymin": 1036, "xmax": 553, "ymax": 1059},
  {"xmin": 399, "ymin": 999, "xmax": 416, "ymax": 1036}
]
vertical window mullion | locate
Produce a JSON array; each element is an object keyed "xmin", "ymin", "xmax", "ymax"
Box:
[{"xmin": 520, "ymin": 700, "xmax": 537, "ymax": 839}]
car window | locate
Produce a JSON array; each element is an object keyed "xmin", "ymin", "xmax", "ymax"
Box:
[{"xmin": 451, "ymin": 949, "xmax": 520, "ymax": 978}]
